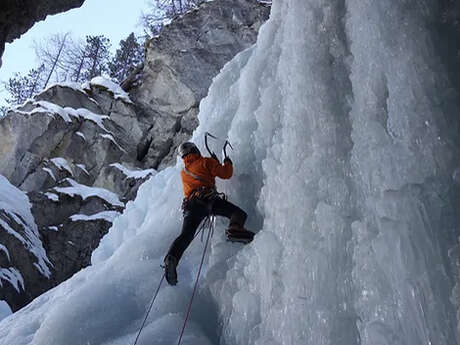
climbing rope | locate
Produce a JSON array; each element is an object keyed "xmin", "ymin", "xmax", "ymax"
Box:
[
  {"xmin": 133, "ymin": 201, "xmax": 216, "ymax": 345},
  {"xmin": 132, "ymin": 273, "xmax": 165, "ymax": 345},
  {"xmin": 177, "ymin": 221, "xmax": 214, "ymax": 345}
]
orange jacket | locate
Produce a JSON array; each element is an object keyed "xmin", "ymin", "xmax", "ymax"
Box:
[{"xmin": 181, "ymin": 154, "xmax": 233, "ymax": 198}]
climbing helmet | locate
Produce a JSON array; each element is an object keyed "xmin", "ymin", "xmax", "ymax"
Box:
[{"xmin": 178, "ymin": 142, "xmax": 200, "ymax": 158}]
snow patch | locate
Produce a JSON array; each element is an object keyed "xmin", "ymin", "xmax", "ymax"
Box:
[
  {"xmin": 89, "ymin": 77, "xmax": 133, "ymax": 103},
  {"xmin": 0, "ymin": 245, "xmax": 10, "ymax": 262},
  {"xmin": 75, "ymin": 132, "xmax": 86, "ymax": 141},
  {"xmin": 0, "ymin": 175, "xmax": 51, "ymax": 277},
  {"xmin": 42, "ymin": 168, "xmax": 56, "ymax": 181},
  {"xmin": 39, "ymin": 82, "xmax": 86, "ymax": 95},
  {"xmin": 70, "ymin": 211, "xmax": 121, "ymax": 223},
  {"xmin": 99, "ymin": 134, "xmax": 126, "ymax": 152},
  {"xmin": 0, "ymin": 268, "xmax": 24, "ymax": 293},
  {"xmin": 54, "ymin": 178, "xmax": 123, "ymax": 207},
  {"xmin": 22, "ymin": 101, "xmax": 109, "ymax": 132},
  {"xmin": 44, "ymin": 192, "xmax": 59, "ymax": 202},
  {"xmin": 50, "ymin": 157, "xmax": 73, "ymax": 175},
  {"xmin": 0, "ymin": 301, "xmax": 11, "ymax": 322},
  {"xmin": 76, "ymin": 164, "xmax": 90, "ymax": 175},
  {"xmin": 109, "ymin": 163, "xmax": 155, "ymax": 180},
  {"xmin": 76, "ymin": 108, "xmax": 109, "ymax": 131}
]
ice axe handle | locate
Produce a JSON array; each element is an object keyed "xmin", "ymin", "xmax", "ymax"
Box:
[
  {"xmin": 223, "ymin": 140, "xmax": 233, "ymax": 159},
  {"xmin": 205, "ymin": 132, "xmax": 219, "ymax": 162}
]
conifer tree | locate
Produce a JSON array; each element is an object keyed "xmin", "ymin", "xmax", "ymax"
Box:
[
  {"xmin": 3, "ymin": 65, "xmax": 46, "ymax": 107},
  {"xmin": 108, "ymin": 33, "xmax": 144, "ymax": 83},
  {"xmin": 5, "ymin": 73, "xmax": 29, "ymax": 105},
  {"xmin": 0, "ymin": 106, "xmax": 8, "ymax": 117},
  {"xmin": 81, "ymin": 35, "xmax": 111, "ymax": 80}
]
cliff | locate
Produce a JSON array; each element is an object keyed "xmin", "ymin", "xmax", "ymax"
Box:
[{"xmin": 0, "ymin": 0, "xmax": 269, "ymax": 311}]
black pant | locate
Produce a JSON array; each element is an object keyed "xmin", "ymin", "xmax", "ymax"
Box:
[{"xmin": 166, "ymin": 196, "xmax": 247, "ymax": 263}]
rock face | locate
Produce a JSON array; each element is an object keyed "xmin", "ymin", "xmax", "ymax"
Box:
[
  {"xmin": 0, "ymin": 0, "xmax": 269, "ymax": 312},
  {"xmin": 0, "ymin": 0, "xmax": 85, "ymax": 67},
  {"xmin": 130, "ymin": 0, "xmax": 270, "ymax": 169},
  {"xmin": 0, "ymin": 80, "xmax": 143, "ymax": 311}
]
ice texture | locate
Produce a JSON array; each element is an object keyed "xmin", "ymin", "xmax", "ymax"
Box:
[
  {"xmin": 0, "ymin": 301, "xmax": 11, "ymax": 322},
  {"xmin": 0, "ymin": 0, "xmax": 459, "ymax": 344}
]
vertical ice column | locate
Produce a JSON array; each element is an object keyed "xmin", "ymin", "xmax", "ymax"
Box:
[
  {"xmin": 346, "ymin": 0, "xmax": 460, "ymax": 344},
  {"xmin": 216, "ymin": 0, "xmax": 361, "ymax": 344}
]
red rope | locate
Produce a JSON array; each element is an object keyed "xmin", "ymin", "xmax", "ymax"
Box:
[{"xmin": 177, "ymin": 224, "xmax": 213, "ymax": 345}]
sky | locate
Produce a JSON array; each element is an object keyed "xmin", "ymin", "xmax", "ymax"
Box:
[{"xmin": 0, "ymin": 0, "xmax": 149, "ymax": 107}]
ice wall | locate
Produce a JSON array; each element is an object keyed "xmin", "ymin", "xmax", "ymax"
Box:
[
  {"xmin": 1, "ymin": 0, "xmax": 460, "ymax": 344},
  {"xmin": 203, "ymin": 0, "xmax": 460, "ymax": 344}
]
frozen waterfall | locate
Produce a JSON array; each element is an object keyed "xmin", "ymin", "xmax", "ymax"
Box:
[{"xmin": 1, "ymin": 0, "xmax": 460, "ymax": 344}]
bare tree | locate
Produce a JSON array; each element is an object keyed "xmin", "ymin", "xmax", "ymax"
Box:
[
  {"xmin": 140, "ymin": 0, "xmax": 205, "ymax": 36},
  {"xmin": 63, "ymin": 37, "xmax": 88, "ymax": 83},
  {"xmin": 34, "ymin": 32, "xmax": 71, "ymax": 87}
]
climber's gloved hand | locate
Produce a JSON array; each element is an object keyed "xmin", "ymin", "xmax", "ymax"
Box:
[
  {"xmin": 211, "ymin": 152, "xmax": 220, "ymax": 163},
  {"xmin": 224, "ymin": 157, "xmax": 233, "ymax": 165}
]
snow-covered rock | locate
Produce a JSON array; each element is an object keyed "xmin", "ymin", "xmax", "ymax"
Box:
[
  {"xmin": 0, "ymin": 0, "xmax": 268, "ymax": 313},
  {"xmin": 0, "ymin": 176, "xmax": 51, "ymax": 312}
]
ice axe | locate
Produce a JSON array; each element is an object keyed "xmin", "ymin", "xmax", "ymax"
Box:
[
  {"xmin": 204, "ymin": 132, "xmax": 218, "ymax": 156},
  {"xmin": 204, "ymin": 132, "xmax": 219, "ymax": 162},
  {"xmin": 222, "ymin": 140, "xmax": 233, "ymax": 160},
  {"xmin": 204, "ymin": 132, "xmax": 233, "ymax": 162}
]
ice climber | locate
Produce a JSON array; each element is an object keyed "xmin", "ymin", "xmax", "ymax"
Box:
[{"xmin": 163, "ymin": 141, "xmax": 254, "ymax": 285}]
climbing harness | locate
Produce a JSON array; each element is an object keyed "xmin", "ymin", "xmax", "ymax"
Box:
[
  {"xmin": 132, "ymin": 273, "xmax": 165, "ymax": 345},
  {"xmin": 177, "ymin": 218, "xmax": 214, "ymax": 345}
]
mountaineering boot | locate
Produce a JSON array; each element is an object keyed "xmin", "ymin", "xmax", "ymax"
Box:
[
  {"xmin": 225, "ymin": 224, "xmax": 255, "ymax": 244},
  {"xmin": 164, "ymin": 255, "xmax": 178, "ymax": 285}
]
